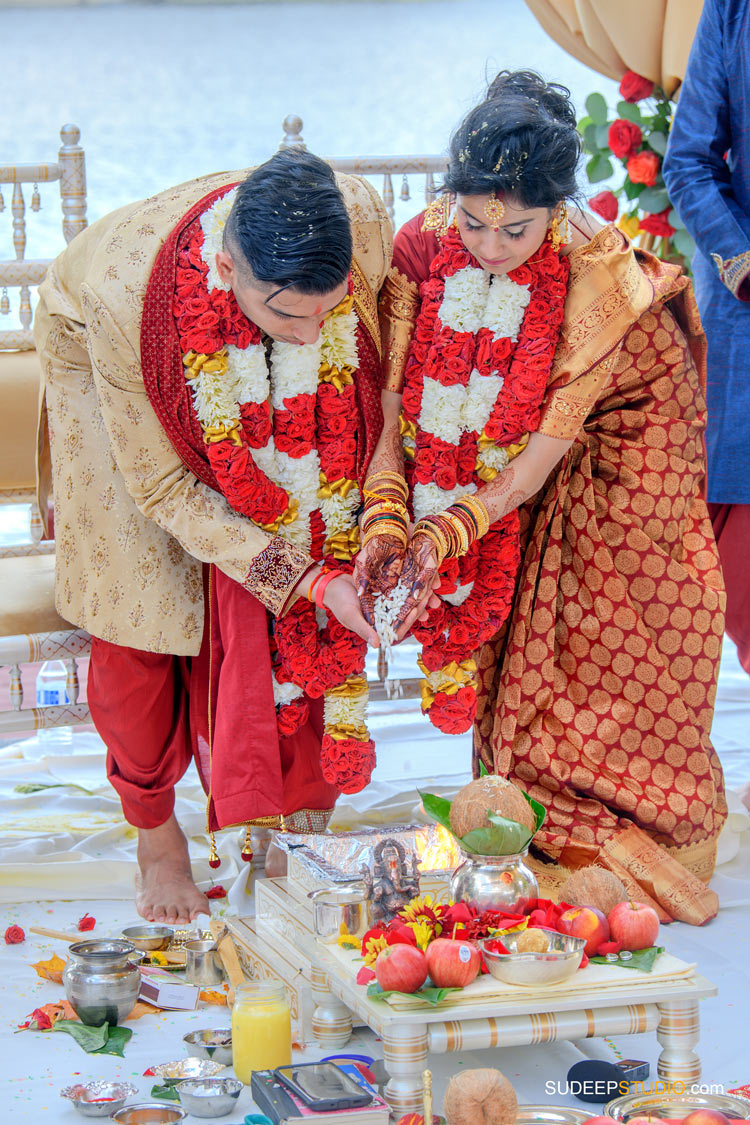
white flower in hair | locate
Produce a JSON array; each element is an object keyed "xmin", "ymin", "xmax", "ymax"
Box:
[{"xmin": 200, "ymin": 188, "xmax": 238, "ymax": 293}]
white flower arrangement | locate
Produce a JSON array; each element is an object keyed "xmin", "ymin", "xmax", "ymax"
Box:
[
  {"xmin": 420, "ymin": 379, "xmax": 468, "ymax": 446},
  {"xmin": 320, "ymin": 308, "xmax": 358, "ymax": 370},
  {"xmin": 476, "ymin": 442, "xmax": 511, "ymax": 474},
  {"xmin": 484, "ymin": 273, "xmax": 531, "ymax": 340},
  {"xmin": 440, "ymin": 268, "xmax": 490, "ymax": 333},
  {"xmin": 270, "ymin": 341, "xmax": 321, "ymax": 406},
  {"xmin": 190, "ymin": 367, "xmax": 241, "ymax": 430},
  {"xmin": 412, "ymin": 480, "xmax": 477, "ymax": 522},
  {"xmin": 323, "ymin": 681, "xmax": 369, "ymax": 729},
  {"xmin": 320, "ymin": 487, "xmax": 361, "ymax": 536},
  {"xmin": 228, "ymin": 344, "xmax": 270, "ymax": 406},
  {"xmin": 254, "ymin": 445, "xmax": 321, "ymax": 551},
  {"xmin": 441, "ymin": 580, "xmax": 475, "ymax": 607},
  {"xmin": 200, "ymin": 187, "xmax": 237, "ymax": 293},
  {"xmin": 273, "ymin": 677, "xmax": 305, "ymax": 707}
]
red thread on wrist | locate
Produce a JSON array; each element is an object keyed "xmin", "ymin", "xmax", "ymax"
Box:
[{"xmin": 315, "ymin": 568, "xmax": 343, "ymax": 609}]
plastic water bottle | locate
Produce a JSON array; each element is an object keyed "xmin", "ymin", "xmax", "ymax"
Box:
[{"xmin": 35, "ymin": 660, "xmax": 73, "ymax": 748}]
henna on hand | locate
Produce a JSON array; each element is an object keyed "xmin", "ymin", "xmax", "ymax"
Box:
[
  {"xmin": 392, "ymin": 533, "xmax": 440, "ymax": 638},
  {"xmin": 480, "ymin": 463, "xmax": 526, "ymax": 522},
  {"xmin": 354, "ymin": 533, "xmax": 406, "ymax": 626}
]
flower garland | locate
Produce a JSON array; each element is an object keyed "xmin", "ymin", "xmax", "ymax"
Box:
[
  {"xmin": 401, "ymin": 223, "xmax": 570, "ymax": 734},
  {"xmin": 173, "ymin": 187, "xmax": 374, "ymax": 793}
]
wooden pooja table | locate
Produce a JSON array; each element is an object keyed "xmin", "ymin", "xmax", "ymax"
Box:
[{"xmin": 228, "ymin": 872, "xmax": 716, "ymax": 1116}]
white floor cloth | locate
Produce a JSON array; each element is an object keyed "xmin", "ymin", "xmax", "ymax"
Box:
[{"xmin": 1, "ymin": 639, "xmax": 749, "ymax": 1120}]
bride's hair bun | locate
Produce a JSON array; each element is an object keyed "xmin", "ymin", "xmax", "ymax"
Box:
[{"xmin": 443, "ymin": 70, "xmax": 581, "ymax": 209}]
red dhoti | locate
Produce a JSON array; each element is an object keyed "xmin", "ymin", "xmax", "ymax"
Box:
[
  {"xmin": 709, "ymin": 502, "xmax": 750, "ymax": 675},
  {"xmin": 88, "ymin": 566, "xmax": 339, "ymax": 831}
]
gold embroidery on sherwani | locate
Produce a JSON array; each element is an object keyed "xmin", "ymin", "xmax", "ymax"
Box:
[
  {"xmin": 378, "ymin": 266, "xmax": 420, "ymax": 394},
  {"xmin": 710, "ymin": 248, "xmax": 750, "ymax": 297},
  {"xmin": 243, "ymin": 536, "xmax": 312, "ymax": 617}
]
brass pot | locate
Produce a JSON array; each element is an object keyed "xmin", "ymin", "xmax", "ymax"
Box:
[{"xmin": 450, "ymin": 849, "xmax": 538, "ymax": 913}]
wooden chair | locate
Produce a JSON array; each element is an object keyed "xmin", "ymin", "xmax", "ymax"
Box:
[{"xmin": 0, "ymin": 125, "xmax": 91, "ymax": 738}]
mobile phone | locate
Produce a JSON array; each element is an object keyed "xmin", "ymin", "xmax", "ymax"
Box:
[{"xmin": 274, "ymin": 1063, "xmax": 374, "ymax": 1112}]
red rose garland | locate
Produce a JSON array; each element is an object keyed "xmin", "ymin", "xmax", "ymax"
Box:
[
  {"xmin": 172, "ymin": 193, "xmax": 373, "ymax": 792},
  {"xmin": 402, "ymin": 224, "xmax": 569, "ymax": 733}
]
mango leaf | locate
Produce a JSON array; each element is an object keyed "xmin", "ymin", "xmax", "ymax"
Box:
[
  {"xmin": 418, "ymin": 790, "xmax": 455, "ymax": 834},
  {"xmin": 151, "ymin": 1084, "xmax": 181, "ymax": 1101},
  {"xmin": 524, "ymin": 792, "xmax": 546, "ymax": 833},
  {"xmin": 648, "ymin": 130, "xmax": 668, "ymax": 156},
  {"xmin": 672, "ymin": 229, "xmax": 696, "ymax": 258},
  {"xmin": 94, "ymin": 1025, "xmax": 132, "ymax": 1057},
  {"xmin": 462, "ymin": 812, "xmax": 533, "ymax": 856},
  {"xmin": 638, "ymin": 186, "xmax": 670, "ymax": 212},
  {"xmin": 479, "ymin": 760, "xmax": 489, "ymax": 777},
  {"xmin": 53, "ymin": 1020, "xmax": 108, "ymax": 1052},
  {"xmin": 586, "ymin": 154, "xmax": 614, "ymax": 184},
  {"xmin": 367, "ymin": 982, "xmax": 458, "ymax": 1005},
  {"xmin": 590, "ymin": 945, "xmax": 664, "ymax": 973},
  {"xmin": 617, "ymin": 100, "xmax": 643, "ymax": 124},
  {"xmin": 586, "ymin": 92, "xmax": 609, "ymax": 125}
]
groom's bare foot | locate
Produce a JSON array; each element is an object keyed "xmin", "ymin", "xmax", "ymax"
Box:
[{"xmin": 135, "ymin": 814, "xmax": 210, "ymax": 924}]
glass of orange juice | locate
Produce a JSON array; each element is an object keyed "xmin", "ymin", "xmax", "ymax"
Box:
[{"xmin": 232, "ymin": 980, "xmax": 292, "ymax": 1084}]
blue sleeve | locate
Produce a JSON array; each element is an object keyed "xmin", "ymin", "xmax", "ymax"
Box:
[{"xmin": 663, "ymin": 0, "xmax": 750, "ymax": 297}]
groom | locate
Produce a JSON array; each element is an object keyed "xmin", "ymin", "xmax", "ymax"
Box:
[{"xmin": 34, "ymin": 150, "xmax": 391, "ymax": 923}]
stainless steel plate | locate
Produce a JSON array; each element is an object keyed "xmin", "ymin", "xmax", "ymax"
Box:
[
  {"xmin": 516, "ymin": 1105, "xmax": 594, "ymax": 1125},
  {"xmin": 606, "ymin": 1092, "xmax": 750, "ymax": 1120}
]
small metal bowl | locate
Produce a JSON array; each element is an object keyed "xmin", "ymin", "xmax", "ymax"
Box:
[
  {"xmin": 149, "ymin": 1058, "xmax": 226, "ymax": 1080},
  {"xmin": 122, "ymin": 924, "xmax": 174, "ymax": 951},
  {"xmin": 60, "ymin": 1081, "xmax": 137, "ymax": 1117},
  {"xmin": 481, "ymin": 928, "xmax": 585, "ymax": 986},
  {"xmin": 109, "ymin": 1103, "xmax": 187, "ymax": 1124},
  {"xmin": 183, "ymin": 1028, "xmax": 233, "ymax": 1065},
  {"xmin": 176, "ymin": 1077, "xmax": 243, "ymax": 1118},
  {"xmin": 605, "ymin": 1091, "xmax": 750, "ymax": 1120}
]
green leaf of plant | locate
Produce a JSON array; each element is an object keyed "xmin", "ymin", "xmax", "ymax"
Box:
[
  {"xmin": 93, "ymin": 1025, "xmax": 132, "ymax": 1057},
  {"xmin": 461, "ymin": 812, "xmax": 533, "ymax": 856},
  {"xmin": 586, "ymin": 92, "xmax": 609, "ymax": 125},
  {"xmin": 53, "ymin": 1020, "xmax": 109, "ymax": 1053},
  {"xmin": 418, "ymin": 790, "xmax": 457, "ymax": 834},
  {"xmin": 647, "ymin": 130, "xmax": 668, "ymax": 156},
  {"xmin": 672, "ymin": 228, "xmax": 696, "ymax": 258},
  {"xmin": 587, "ymin": 154, "xmax": 614, "ymax": 184},
  {"xmin": 667, "ymin": 207, "xmax": 686, "ymax": 230},
  {"xmin": 589, "ymin": 945, "xmax": 664, "ymax": 972},
  {"xmin": 479, "ymin": 760, "xmax": 489, "ymax": 777},
  {"xmin": 13, "ymin": 782, "xmax": 84, "ymax": 794},
  {"xmin": 523, "ymin": 791, "xmax": 546, "ymax": 832},
  {"xmin": 366, "ymin": 982, "xmax": 458, "ymax": 1005},
  {"xmin": 617, "ymin": 101, "xmax": 643, "ymax": 124},
  {"xmin": 638, "ymin": 186, "xmax": 670, "ymax": 212},
  {"xmin": 595, "ymin": 123, "xmax": 611, "ymax": 150},
  {"xmin": 576, "ymin": 114, "xmax": 593, "ymax": 133},
  {"xmin": 624, "ymin": 180, "xmax": 645, "ymax": 201},
  {"xmin": 151, "ymin": 1084, "xmax": 181, "ymax": 1102},
  {"xmin": 582, "ymin": 123, "xmax": 600, "ymax": 154}
]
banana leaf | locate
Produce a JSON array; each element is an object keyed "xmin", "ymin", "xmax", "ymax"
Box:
[
  {"xmin": 589, "ymin": 945, "xmax": 664, "ymax": 973},
  {"xmin": 367, "ymin": 981, "xmax": 457, "ymax": 1005}
]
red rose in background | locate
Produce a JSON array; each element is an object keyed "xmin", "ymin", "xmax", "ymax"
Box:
[
  {"xmin": 588, "ymin": 190, "xmax": 619, "ymax": 222},
  {"xmin": 77, "ymin": 913, "xmax": 96, "ymax": 931},
  {"xmin": 626, "ymin": 151, "xmax": 660, "ymax": 186},
  {"xmin": 619, "ymin": 70, "xmax": 655, "ymax": 102},
  {"xmin": 4, "ymin": 925, "xmax": 25, "ymax": 944},
  {"xmin": 608, "ymin": 119, "xmax": 643, "ymax": 159},
  {"xmin": 639, "ymin": 207, "xmax": 676, "ymax": 238}
]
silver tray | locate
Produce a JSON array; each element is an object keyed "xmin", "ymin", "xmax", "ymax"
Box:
[
  {"xmin": 606, "ymin": 1092, "xmax": 750, "ymax": 1120},
  {"xmin": 516, "ymin": 1105, "xmax": 593, "ymax": 1125},
  {"xmin": 276, "ymin": 823, "xmax": 460, "ymax": 882}
]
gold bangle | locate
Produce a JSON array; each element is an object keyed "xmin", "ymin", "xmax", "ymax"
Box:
[
  {"xmin": 413, "ymin": 523, "xmax": 449, "ymax": 565},
  {"xmin": 362, "ymin": 520, "xmax": 408, "ymax": 547},
  {"xmin": 459, "ymin": 493, "xmax": 491, "ymax": 539},
  {"xmin": 443, "ymin": 513, "xmax": 470, "ymax": 556}
]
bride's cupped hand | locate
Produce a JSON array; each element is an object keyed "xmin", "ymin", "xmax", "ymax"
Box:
[
  {"xmin": 391, "ymin": 533, "xmax": 443, "ymax": 641},
  {"xmin": 353, "ymin": 533, "xmax": 407, "ymax": 627}
]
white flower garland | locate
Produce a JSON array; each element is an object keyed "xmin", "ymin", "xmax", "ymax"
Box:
[{"xmin": 273, "ymin": 676, "xmax": 305, "ymax": 707}]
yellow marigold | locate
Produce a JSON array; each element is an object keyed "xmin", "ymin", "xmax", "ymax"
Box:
[
  {"xmin": 150, "ymin": 951, "xmax": 168, "ymax": 966},
  {"xmin": 362, "ymin": 933, "xmax": 388, "ymax": 967}
]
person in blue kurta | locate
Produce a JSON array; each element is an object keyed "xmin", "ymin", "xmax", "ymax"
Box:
[{"xmin": 663, "ymin": 0, "xmax": 750, "ymax": 677}]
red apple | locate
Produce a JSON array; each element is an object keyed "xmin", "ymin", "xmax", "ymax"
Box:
[
  {"xmin": 557, "ymin": 905, "xmax": 610, "ymax": 956},
  {"xmin": 683, "ymin": 1112, "xmax": 730, "ymax": 1125},
  {"xmin": 425, "ymin": 938, "xmax": 481, "ymax": 988},
  {"xmin": 375, "ymin": 944, "xmax": 428, "ymax": 993},
  {"xmin": 608, "ymin": 900, "xmax": 660, "ymax": 951},
  {"xmin": 583, "ymin": 1118, "xmax": 620, "ymax": 1125}
]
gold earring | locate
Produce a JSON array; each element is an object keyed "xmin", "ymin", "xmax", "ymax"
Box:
[
  {"xmin": 422, "ymin": 195, "xmax": 452, "ymax": 234},
  {"xmin": 548, "ymin": 202, "xmax": 570, "ymax": 253}
]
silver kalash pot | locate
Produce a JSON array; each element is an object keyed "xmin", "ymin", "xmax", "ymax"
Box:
[
  {"xmin": 450, "ymin": 848, "xmax": 538, "ymax": 914},
  {"xmin": 63, "ymin": 939, "xmax": 141, "ymax": 1026}
]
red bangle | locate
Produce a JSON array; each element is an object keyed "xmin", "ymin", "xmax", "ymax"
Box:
[
  {"xmin": 315, "ymin": 568, "xmax": 343, "ymax": 609},
  {"xmin": 307, "ymin": 568, "xmax": 324, "ymax": 602}
]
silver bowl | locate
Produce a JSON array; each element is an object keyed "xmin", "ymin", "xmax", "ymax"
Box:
[
  {"xmin": 110, "ymin": 1104, "xmax": 187, "ymax": 1124},
  {"xmin": 122, "ymin": 924, "xmax": 174, "ymax": 951},
  {"xmin": 60, "ymin": 1081, "xmax": 137, "ymax": 1117},
  {"xmin": 481, "ymin": 928, "xmax": 585, "ymax": 986},
  {"xmin": 149, "ymin": 1059, "xmax": 225, "ymax": 1080},
  {"xmin": 605, "ymin": 1091, "xmax": 750, "ymax": 1120},
  {"xmin": 176, "ymin": 1077, "xmax": 243, "ymax": 1118},
  {"xmin": 183, "ymin": 1028, "xmax": 233, "ymax": 1065}
]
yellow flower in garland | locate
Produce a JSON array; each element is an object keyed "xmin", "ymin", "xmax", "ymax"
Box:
[{"xmin": 398, "ymin": 894, "xmax": 445, "ymax": 934}]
